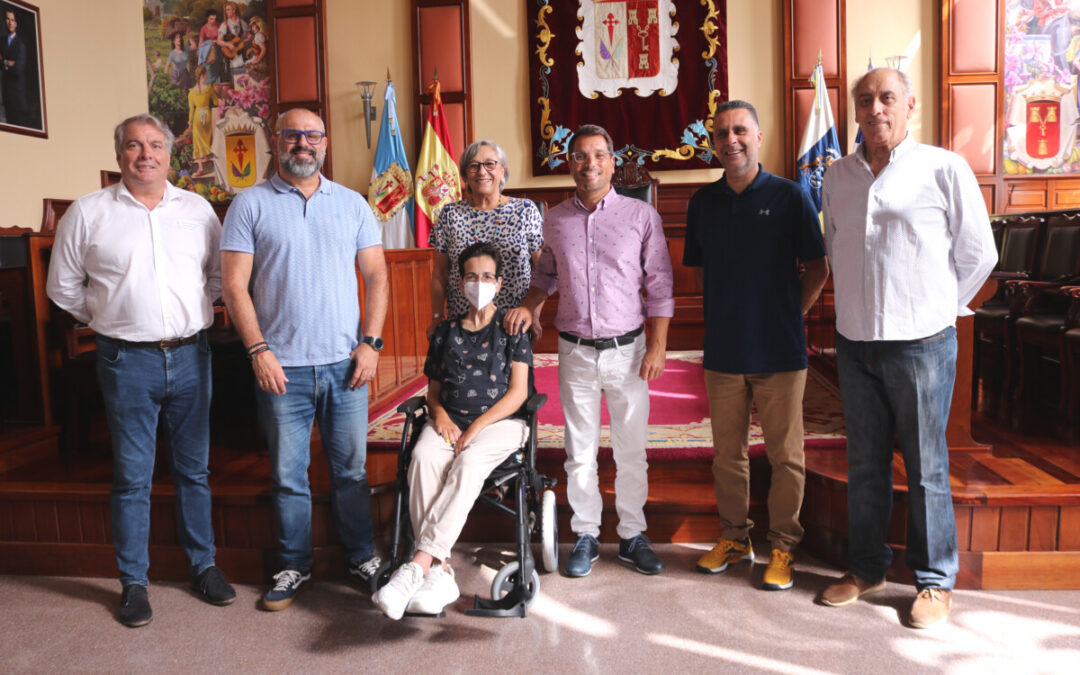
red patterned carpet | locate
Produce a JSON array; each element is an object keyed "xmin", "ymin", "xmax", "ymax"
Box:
[{"xmin": 367, "ymin": 351, "xmax": 846, "ymax": 460}]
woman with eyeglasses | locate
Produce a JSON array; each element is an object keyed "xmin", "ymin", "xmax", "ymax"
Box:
[{"xmin": 428, "ymin": 140, "xmax": 544, "ymax": 340}]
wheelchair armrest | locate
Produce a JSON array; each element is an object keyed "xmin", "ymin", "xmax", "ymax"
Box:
[
  {"xmin": 524, "ymin": 392, "xmax": 548, "ymax": 414},
  {"xmin": 397, "ymin": 396, "xmax": 427, "ymax": 415}
]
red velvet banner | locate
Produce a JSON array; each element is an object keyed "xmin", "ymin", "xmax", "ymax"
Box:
[{"xmin": 529, "ymin": 0, "xmax": 727, "ymax": 175}]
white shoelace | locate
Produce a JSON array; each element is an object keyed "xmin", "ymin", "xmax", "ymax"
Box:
[
  {"xmin": 353, "ymin": 556, "xmax": 382, "ymax": 577},
  {"xmin": 272, "ymin": 569, "xmax": 304, "ymax": 591}
]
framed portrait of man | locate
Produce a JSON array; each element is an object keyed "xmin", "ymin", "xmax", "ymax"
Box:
[{"xmin": 0, "ymin": 0, "xmax": 46, "ymax": 138}]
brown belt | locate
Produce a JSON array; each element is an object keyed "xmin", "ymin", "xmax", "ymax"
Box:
[{"xmin": 122, "ymin": 334, "xmax": 200, "ymax": 350}]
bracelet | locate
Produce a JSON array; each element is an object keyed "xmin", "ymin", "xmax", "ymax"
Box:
[
  {"xmin": 247, "ymin": 345, "xmax": 270, "ymax": 361},
  {"xmin": 245, "ymin": 340, "xmax": 267, "ymax": 354}
]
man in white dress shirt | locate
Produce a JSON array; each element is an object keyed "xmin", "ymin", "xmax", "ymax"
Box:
[
  {"xmin": 47, "ymin": 113, "xmax": 235, "ymax": 628},
  {"xmin": 819, "ymin": 69, "xmax": 997, "ymax": 628}
]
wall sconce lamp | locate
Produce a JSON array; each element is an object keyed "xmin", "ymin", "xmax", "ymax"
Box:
[{"xmin": 356, "ymin": 80, "xmax": 377, "ymax": 148}]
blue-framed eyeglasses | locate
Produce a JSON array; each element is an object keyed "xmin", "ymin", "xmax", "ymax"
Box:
[{"xmin": 280, "ymin": 129, "xmax": 326, "ymax": 144}]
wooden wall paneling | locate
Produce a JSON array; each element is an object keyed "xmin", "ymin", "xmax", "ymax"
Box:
[
  {"xmin": 1028, "ymin": 505, "xmax": 1058, "ymax": 552},
  {"xmin": 1051, "ymin": 179, "xmax": 1080, "ymax": 209},
  {"xmin": 783, "ymin": 0, "xmax": 846, "ymax": 178},
  {"xmin": 270, "ymin": 0, "xmax": 331, "ymax": 177},
  {"xmin": 1060, "ymin": 505, "xmax": 1080, "ymax": 550},
  {"xmin": 1004, "ymin": 178, "xmax": 1049, "ymax": 213},
  {"xmin": 970, "ymin": 506, "xmax": 1001, "ymax": 551},
  {"xmin": 949, "ymin": 83, "xmax": 997, "ymax": 175},
  {"xmin": 997, "ymin": 505, "xmax": 1029, "ymax": 551},
  {"xmin": 413, "ymin": 1, "xmax": 473, "ymax": 153},
  {"xmin": 954, "ymin": 504, "xmax": 973, "ymax": 551}
]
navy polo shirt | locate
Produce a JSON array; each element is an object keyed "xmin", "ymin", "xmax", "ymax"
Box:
[{"xmin": 683, "ymin": 167, "xmax": 826, "ymax": 374}]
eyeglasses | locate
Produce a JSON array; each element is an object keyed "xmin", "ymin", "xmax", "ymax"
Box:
[
  {"xmin": 463, "ymin": 272, "xmax": 498, "ymax": 282},
  {"xmin": 464, "ymin": 160, "xmax": 501, "ymax": 174},
  {"xmin": 568, "ymin": 150, "xmax": 612, "ymax": 164},
  {"xmin": 280, "ymin": 129, "xmax": 326, "ymax": 144}
]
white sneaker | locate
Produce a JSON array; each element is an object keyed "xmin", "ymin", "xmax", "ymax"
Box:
[
  {"xmin": 406, "ymin": 565, "xmax": 460, "ymax": 615},
  {"xmin": 372, "ymin": 562, "xmax": 424, "ymax": 620}
]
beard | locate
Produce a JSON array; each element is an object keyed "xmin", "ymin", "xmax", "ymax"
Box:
[{"xmin": 280, "ymin": 147, "xmax": 325, "ymax": 178}]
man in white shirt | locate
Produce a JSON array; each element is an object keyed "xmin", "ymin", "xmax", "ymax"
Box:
[
  {"xmin": 820, "ymin": 69, "xmax": 997, "ymax": 628},
  {"xmin": 47, "ymin": 113, "xmax": 234, "ymax": 628}
]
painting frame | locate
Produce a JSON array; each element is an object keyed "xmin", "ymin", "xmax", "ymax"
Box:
[{"xmin": 0, "ymin": 0, "xmax": 47, "ymax": 138}]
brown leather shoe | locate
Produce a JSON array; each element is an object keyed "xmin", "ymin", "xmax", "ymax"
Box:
[
  {"xmin": 820, "ymin": 573, "xmax": 886, "ymax": 607},
  {"xmin": 909, "ymin": 587, "xmax": 952, "ymax": 628}
]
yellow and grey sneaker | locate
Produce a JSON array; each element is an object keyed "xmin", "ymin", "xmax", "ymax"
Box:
[
  {"xmin": 762, "ymin": 549, "xmax": 795, "ymax": 590},
  {"xmin": 696, "ymin": 537, "xmax": 754, "ymax": 574}
]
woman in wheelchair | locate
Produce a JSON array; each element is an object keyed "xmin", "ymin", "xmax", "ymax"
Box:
[{"xmin": 373, "ymin": 242, "xmax": 533, "ymax": 619}]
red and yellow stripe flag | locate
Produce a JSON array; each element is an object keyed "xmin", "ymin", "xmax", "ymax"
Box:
[{"xmin": 414, "ymin": 79, "xmax": 461, "ymax": 248}]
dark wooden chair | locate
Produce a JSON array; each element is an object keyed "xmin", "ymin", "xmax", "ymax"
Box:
[
  {"xmin": 973, "ymin": 215, "xmax": 1044, "ymax": 417},
  {"xmin": 612, "ymin": 161, "xmax": 659, "ymax": 206},
  {"xmin": 1007, "ymin": 214, "xmax": 1080, "ymax": 431}
]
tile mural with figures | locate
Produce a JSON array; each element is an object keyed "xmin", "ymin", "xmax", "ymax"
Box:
[{"xmin": 143, "ymin": 0, "xmax": 272, "ymax": 202}]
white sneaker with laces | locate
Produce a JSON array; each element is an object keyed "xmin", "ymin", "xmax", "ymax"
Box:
[
  {"xmin": 372, "ymin": 562, "xmax": 424, "ymax": 620},
  {"xmin": 406, "ymin": 565, "xmax": 460, "ymax": 615}
]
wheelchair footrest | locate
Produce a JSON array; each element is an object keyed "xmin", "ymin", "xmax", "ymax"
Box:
[{"xmin": 464, "ymin": 591, "xmax": 529, "ymax": 618}]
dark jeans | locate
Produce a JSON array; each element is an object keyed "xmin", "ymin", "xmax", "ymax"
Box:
[
  {"xmin": 95, "ymin": 333, "xmax": 216, "ymax": 587},
  {"xmin": 836, "ymin": 327, "xmax": 959, "ymax": 590},
  {"xmin": 255, "ymin": 358, "xmax": 375, "ymax": 571}
]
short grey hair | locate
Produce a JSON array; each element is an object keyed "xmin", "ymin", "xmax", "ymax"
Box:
[
  {"xmin": 114, "ymin": 113, "xmax": 175, "ymax": 155},
  {"xmin": 460, "ymin": 139, "xmax": 509, "ymax": 192},
  {"xmin": 569, "ymin": 124, "xmax": 614, "ymax": 155},
  {"xmin": 851, "ymin": 67, "xmax": 914, "ymax": 101}
]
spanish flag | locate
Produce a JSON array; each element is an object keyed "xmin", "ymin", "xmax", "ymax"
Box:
[{"xmin": 414, "ymin": 79, "xmax": 461, "ymax": 248}]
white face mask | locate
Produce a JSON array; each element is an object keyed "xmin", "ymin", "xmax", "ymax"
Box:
[{"xmin": 464, "ymin": 280, "xmax": 498, "ymax": 310}]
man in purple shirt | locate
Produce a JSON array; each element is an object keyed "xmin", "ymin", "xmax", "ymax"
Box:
[{"xmin": 506, "ymin": 124, "xmax": 674, "ymax": 578}]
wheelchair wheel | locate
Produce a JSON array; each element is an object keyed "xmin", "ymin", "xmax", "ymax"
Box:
[
  {"xmin": 539, "ymin": 489, "xmax": 559, "ymax": 573},
  {"xmin": 490, "ymin": 561, "xmax": 540, "ymax": 608},
  {"xmin": 370, "ymin": 559, "xmax": 395, "ymax": 594}
]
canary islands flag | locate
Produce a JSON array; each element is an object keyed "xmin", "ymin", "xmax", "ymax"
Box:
[
  {"xmin": 795, "ymin": 62, "xmax": 842, "ymax": 214},
  {"xmin": 368, "ymin": 80, "xmax": 415, "ymax": 249},
  {"xmin": 414, "ymin": 80, "xmax": 461, "ymax": 249}
]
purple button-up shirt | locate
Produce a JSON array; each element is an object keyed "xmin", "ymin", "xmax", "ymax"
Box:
[{"xmin": 532, "ymin": 188, "xmax": 674, "ymax": 338}]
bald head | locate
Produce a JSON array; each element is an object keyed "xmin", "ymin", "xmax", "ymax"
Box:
[{"xmin": 274, "ymin": 109, "xmax": 327, "ymax": 179}]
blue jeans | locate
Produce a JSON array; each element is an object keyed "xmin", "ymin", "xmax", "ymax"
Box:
[
  {"xmin": 836, "ymin": 327, "xmax": 959, "ymax": 591},
  {"xmin": 95, "ymin": 333, "xmax": 216, "ymax": 587},
  {"xmin": 255, "ymin": 358, "xmax": 374, "ymax": 571}
]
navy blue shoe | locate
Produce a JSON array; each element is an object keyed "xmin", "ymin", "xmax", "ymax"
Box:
[
  {"xmin": 618, "ymin": 534, "xmax": 665, "ymax": 575},
  {"xmin": 563, "ymin": 535, "xmax": 599, "ymax": 577}
]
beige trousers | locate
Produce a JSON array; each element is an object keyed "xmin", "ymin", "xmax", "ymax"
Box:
[
  {"xmin": 704, "ymin": 369, "xmax": 807, "ymax": 552},
  {"xmin": 408, "ymin": 418, "xmax": 529, "ymax": 562}
]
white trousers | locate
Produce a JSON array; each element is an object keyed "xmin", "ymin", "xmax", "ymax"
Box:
[
  {"xmin": 407, "ymin": 418, "xmax": 529, "ymax": 561},
  {"xmin": 558, "ymin": 333, "xmax": 649, "ymax": 539}
]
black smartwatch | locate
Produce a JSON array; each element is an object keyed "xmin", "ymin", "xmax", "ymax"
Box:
[{"xmin": 361, "ymin": 335, "xmax": 384, "ymax": 352}]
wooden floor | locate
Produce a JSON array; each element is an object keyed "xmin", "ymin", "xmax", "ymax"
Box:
[{"xmin": 1, "ymin": 383, "xmax": 1078, "ymax": 588}]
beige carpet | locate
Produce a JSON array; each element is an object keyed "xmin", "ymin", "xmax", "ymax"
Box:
[{"xmin": 2, "ymin": 544, "xmax": 1077, "ymax": 673}]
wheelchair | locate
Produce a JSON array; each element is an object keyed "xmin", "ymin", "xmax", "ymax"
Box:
[{"xmin": 370, "ymin": 389, "xmax": 559, "ymax": 618}]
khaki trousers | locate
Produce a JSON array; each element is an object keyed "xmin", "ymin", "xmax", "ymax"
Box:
[
  {"xmin": 408, "ymin": 418, "xmax": 529, "ymax": 562},
  {"xmin": 704, "ymin": 369, "xmax": 807, "ymax": 551}
]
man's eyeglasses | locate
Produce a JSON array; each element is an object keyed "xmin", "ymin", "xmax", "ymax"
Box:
[
  {"xmin": 280, "ymin": 129, "xmax": 326, "ymax": 144},
  {"xmin": 463, "ymin": 272, "xmax": 498, "ymax": 282},
  {"xmin": 568, "ymin": 150, "xmax": 612, "ymax": 164},
  {"xmin": 464, "ymin": 160, "xmax": 501, "ymax": 174}
]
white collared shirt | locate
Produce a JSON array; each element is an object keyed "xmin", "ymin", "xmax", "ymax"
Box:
[
  {"xmin": 822, "ymin": 135, "xmax": 998, "ymax": 342},
  {"xmin": 46, "ymin": 182, "xmax": 222, "ymax": 341}
]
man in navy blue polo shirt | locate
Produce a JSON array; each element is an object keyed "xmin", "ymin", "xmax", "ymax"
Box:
[{"xmin": 683, "ymin": 99, "xmax": 829, "ymax": 592}]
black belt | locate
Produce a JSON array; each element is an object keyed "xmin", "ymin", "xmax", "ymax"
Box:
[
  {"xmin": 559, "ymin": 325, "xmax": 643, "ymax": 350},
  {"xmin": 112, "ymin": 333, "xmax": 200, "ymax": 350}
]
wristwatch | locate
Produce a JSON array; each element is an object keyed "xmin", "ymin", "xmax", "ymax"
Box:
[{"xmin": 361, "ymin": 335, "xmax": 384, "ymax": 352}]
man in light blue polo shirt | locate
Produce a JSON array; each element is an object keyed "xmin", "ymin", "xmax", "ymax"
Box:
[{"xmin": 221, "ymin": 107, "xmax": 389, "ymax": 611}]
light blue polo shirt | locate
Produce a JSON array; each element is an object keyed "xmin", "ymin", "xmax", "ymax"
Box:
[{"xmin": 221, "ymin": 173, "xmax": 381, "ymax": 367}]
